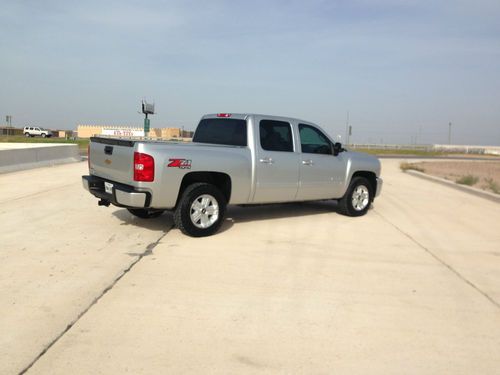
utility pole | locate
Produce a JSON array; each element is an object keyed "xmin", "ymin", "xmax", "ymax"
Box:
[
  {"xmin": 345, "ymin": 111, "xmax": 350, "ymax": 145},
  {"xmin": 345, "ymin": 111, "xmax": 349, "ymax": 145},
  {"xmin": 5, "ymin": 115, "xmax": 13, "ymax": 136},
  {"xmin": 448, "ymin": 122, "xmax": 452, "ymax": 145}
]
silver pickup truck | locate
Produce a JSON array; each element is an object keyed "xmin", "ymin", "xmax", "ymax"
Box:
[{"xmin": 83, "ymin": 113, "xmax": 382, "ymax": 237}]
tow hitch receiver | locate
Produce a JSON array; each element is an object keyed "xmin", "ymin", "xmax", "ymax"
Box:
[{"xmin": 98, "ymin": 199, "xmax": 110, "ymax": 207}]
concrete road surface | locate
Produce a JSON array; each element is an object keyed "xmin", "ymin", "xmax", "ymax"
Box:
[{"xmin": 0, "ymin": 160, "xmax": 499, "ymax": 374}]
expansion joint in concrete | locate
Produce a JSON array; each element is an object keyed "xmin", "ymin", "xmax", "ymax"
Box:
[
  {"xmin": 374, "ymin": 210, "xmax": 500, "ymax": 310},
  {"xmin": 18, "ymin": 227, "xmax": 173, "ymax": 375}
]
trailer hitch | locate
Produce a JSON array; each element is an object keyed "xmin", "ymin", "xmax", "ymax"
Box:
[{"xmin": 98, "ymin": 199, "xmax": 110, "ymax": 207}]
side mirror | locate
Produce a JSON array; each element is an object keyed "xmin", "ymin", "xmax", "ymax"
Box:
[{"xmin": 333, "ymin": 142, "xmax": 343, "ymax": 156}]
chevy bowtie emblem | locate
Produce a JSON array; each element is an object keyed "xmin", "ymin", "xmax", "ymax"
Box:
[{"xmin": 105, "ymin": 159, "xmax": 112, "ymax": 165}]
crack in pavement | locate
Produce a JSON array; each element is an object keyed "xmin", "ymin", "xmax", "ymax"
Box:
[
  {"xmin": 18, "ymin": 226, "xmax": 173, "ymax": 375},
  {"xmin": 374, "ymin": 210, "xmax": 500, "ymax": 310}
]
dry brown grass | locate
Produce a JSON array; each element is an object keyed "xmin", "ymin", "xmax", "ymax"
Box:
[
  {"xmin": 484, "ymin": 178, "xmax": 500, "ymax": 194},
  {"xmin": 400, "ymin": 162, "xmax": 425, "ymax": 173}
]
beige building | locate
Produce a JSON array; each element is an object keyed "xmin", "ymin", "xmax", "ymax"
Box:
[{"xmin": 77, "ymin": 125, "xmax": 193, "ymax": 140}]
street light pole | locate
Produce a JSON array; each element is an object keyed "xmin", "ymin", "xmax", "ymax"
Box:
[{"xmin": 141, "ymin": 100, "xmax": 155, "ymax": 138}]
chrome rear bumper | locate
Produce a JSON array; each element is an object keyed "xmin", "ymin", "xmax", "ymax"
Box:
[{"xmin": 82, "ymin": 175, "xmax": 149, "ymax": 208}]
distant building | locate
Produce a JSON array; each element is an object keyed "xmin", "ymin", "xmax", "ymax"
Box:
[
  {"xmin": 76, "ymin": 125, "xmax": 193, "ymax": 140},
  {"xmin": 54, "ymin": 130, "xmax": 75, "ymax": 138}
]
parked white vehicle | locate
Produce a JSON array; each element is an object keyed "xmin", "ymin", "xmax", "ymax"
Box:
[{"xmin": 23, "ymin": 126, "xmax": 51, "ymax": 138}]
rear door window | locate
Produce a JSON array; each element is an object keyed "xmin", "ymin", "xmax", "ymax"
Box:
[
  {"xmin": 193, "ymin": 118, "xmax": 247, "ymax": 146},
  {"xmin": 259, "ymin": 120, "xmax": 294, "ymax": 152}
]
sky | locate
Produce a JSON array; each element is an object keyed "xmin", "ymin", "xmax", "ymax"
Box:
[{"xmin": 1, "ymin": 0, "xmax": 500, "ymax": 145}]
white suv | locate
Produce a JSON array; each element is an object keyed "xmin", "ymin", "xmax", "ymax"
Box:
[{"xmin": 23, "ymin": 126, "xmax": 51, "ymax": 138}]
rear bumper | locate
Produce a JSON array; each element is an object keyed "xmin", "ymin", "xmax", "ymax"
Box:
[
  {"xmin": 82, "ymin": 175, "xmax": 151, "ymax": 208},
  {"xmin": 375, "ymin": 177, "xmax": 383, "ymax": 197}
]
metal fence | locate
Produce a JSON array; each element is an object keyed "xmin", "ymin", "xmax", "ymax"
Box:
[
  {"xmin": 349, "ymin": 143, "xmax": 434, "ymax": 151},
  {"xmin": 349, "ymin": 143, "xmax": 500, "ymax": 155},
  {"xmin": 0, "ymin": 127, "xmax": 23, "ymax": 136}
]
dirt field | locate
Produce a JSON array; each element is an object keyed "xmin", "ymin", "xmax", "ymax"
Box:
[{"xmin": 409, "ymin": 160, "xmax": 500, "ymax": 194}]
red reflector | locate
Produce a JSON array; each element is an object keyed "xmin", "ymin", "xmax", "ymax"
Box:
[
  {"xmin": 217, "ymin": 113, "xmax": 232, "ymax": 118},
  {"xmin": 134, "ymin": 152, "xmax": 155, "ymax": 182}
]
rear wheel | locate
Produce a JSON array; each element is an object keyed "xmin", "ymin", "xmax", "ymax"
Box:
[
  {"xmin": 127, "ymin": 208, "xmax": 164, "ymax": 219},
  {"xmin": 174, "ymin": 183, "xmax": 227, "ymax": 237},
  {"xmin": 337, "ymin": 176, "xmax": 372, "ymax": 216}
]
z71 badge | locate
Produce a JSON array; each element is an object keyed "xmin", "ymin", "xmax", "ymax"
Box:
[{"xmin": 168, "ymin": 158, "xmax": 192, "ymax": 169}]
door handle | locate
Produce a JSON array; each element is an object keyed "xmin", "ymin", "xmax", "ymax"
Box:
[
  {"xmin": 302, "ymin": 159, "xmax": 314, "ymax": 166},
  {"xmin": 259, "ymin": 157, "xmax": 274, "ymax": 164}
]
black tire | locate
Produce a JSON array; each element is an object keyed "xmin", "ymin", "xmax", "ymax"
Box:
[
  {"xmin": 174, "ymin": 183, "xmax": 227, "ymax": 237},
  {"xmin": 127, "ymin": 208, "xmax": 165, "ymax": 219},
  {"xmin": 24, "ymin": 133, "xmax": 30, "ymax": 137},
  {"xmin": 337, "ymin": 176, "xmax": 373, "ymax": 217},
  {"xmin": 41, "ymin": 133, "xmax": 46, "ymax": 138}
]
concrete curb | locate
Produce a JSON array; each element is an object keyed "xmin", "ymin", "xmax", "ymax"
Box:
[
  {"xmin": 0, "ymin": 144, "xmax": 81, "ymax": 174},
  {"xmin": 0, "ymin": 157, "xmax": 83, "ymax": 174},
  {"xmin": 406, "ymin": 170, "xmax": 500, "ymax": 203}
]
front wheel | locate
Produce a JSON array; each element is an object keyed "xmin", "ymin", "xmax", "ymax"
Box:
[
  {"xmin": 337, "ymin": 176, "xmax": 372, "ymax": 216},
  {"xmin": 127, "ymin": 208, "xmax": 164, "ymax": 219},
  {"xmin": 174, "ymin": 183, "xmax": 227, "ymax": 237},
  {"xmin": 24, "ymin": 133, "xmax": 30, "ymax": 137},
  {"xmin": 41, "ymin": 133, "xmax": 46, "ymax": 138}
]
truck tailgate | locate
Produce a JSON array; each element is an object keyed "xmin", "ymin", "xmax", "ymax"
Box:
[{"xmin": 89, "ymin": 137, "xmax": 135, "ymax": 184}]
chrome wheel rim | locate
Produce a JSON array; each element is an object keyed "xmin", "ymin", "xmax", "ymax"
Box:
[
  {"xmin": 352, "ymin": 185, "xmax": 370, "ymax": 211},
  {"xmin": 190, "ymin": 194, "xmax": 219, "ymax": 229}
]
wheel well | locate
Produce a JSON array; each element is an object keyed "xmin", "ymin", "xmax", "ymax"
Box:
[
  {"xmin": 352, "ymin": 171, "xmax": 377, "ymax": 197},
  {"xmin": 177, "ymin": 172, "xmax": 231, "ymax": 205}
]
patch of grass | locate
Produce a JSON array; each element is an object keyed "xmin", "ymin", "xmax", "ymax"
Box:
[
  {"xmin": 400, "ymin": 162, "xmax": 425, "ymax": 172},
  {"xmin": 484, "ymin": 178, "xmax": 500, "ymax": 194},
  {"xmin": 456, "ymin": 175, "xmax": 479, "ymax": 186}
]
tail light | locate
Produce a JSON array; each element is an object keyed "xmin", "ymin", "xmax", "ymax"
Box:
[
  {"xmin": 217, "ymin": 113, "xmax": 232, "ymax": 118},
  {"xmin": 134, "ymin": 152, "xmax": 155, "ymax": 182}
]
